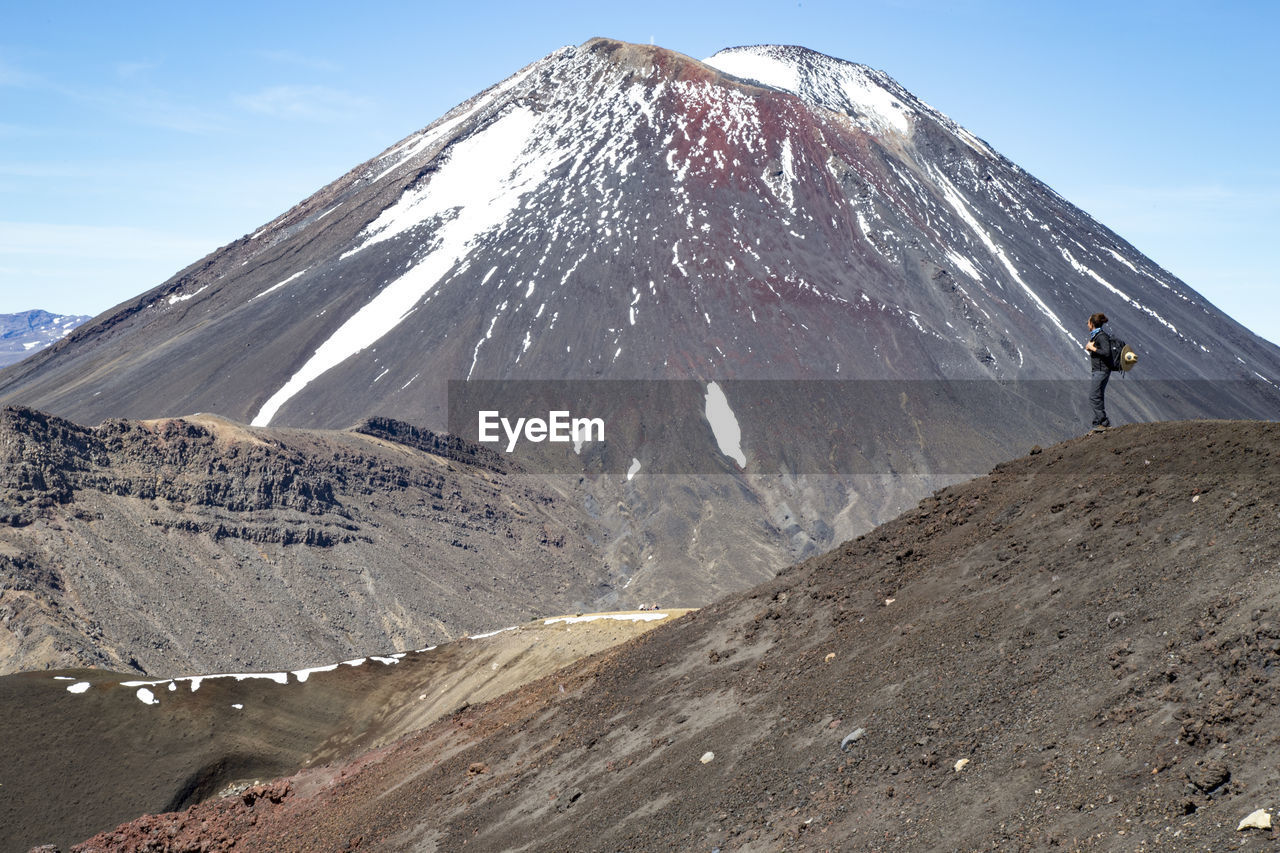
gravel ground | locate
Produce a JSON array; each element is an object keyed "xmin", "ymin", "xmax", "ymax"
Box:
[{"xmin": 61, "ymin": 420, "xmax": 1280, "ymax": 852}]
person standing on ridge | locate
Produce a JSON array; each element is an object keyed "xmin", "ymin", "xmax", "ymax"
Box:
[{"xmin": 1085, "ymin": 312, "xmax": 1112, "ymax": 431}]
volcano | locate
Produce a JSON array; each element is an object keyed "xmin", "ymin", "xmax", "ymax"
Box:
[
  {"xmin": 2, "ymin": 39, "xmax": 1276, "ymax": 427},
  {"xmin": 2, "ymin": 37, "xmax": 1278, "ymax": 624}
]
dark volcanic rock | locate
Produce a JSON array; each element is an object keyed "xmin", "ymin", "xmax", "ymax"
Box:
[{"xmin": 354, "ymin": 416, "xmax": 508, "ymax": 474}]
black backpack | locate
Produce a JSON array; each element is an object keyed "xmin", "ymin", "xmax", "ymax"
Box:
[{"xmin": 1106, "ymin": 330, "xmax": 1138, "ymax": 373}]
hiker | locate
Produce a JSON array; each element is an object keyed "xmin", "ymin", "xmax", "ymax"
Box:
[{"xmin": 1084, "ymin": 312, "xmax": 1112, "ymax": 431}]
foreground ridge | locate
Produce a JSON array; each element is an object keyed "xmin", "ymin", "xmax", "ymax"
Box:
[{"xmin": 64, "ymin": 420, "xmax": 1280, "ymax": 851}]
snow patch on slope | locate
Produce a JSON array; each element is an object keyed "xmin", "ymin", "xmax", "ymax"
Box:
[
  {"xmin": 1059, "ymin": 247, "xmax": 1180, "ymax": 335},
  {"xmin": 468, "ymin": 625, "xmax": 518, "ymax": 640},
  {"xmin": 705, "ymin": 45, "xmax": 912, "ymax": 134},
  {"xmin": 945, "ymin": 249, "xmax": 983, "ymax": 281},
  {"xmin": 167, "ymin": 285, "xmax": 208, "ymax": 306},
  {"xmin": 929, "ymin": 166, "xmax": 1074, "ymax": 343},
  {"xmin": 252, "ymin": 106, "xmax": 560, "ymax": 426},
  {"xmin": 543, "ymin": 612, "xmax": 670, "ymax": 626},
  {"xmin": 763, "ymin": 136, "xmax": 797, "ymax": 211},
  {"xmin": 292, "ymin": 663, "xmax": 339, "ymax": 683},
  {"xmin": 705, "ymin": 381, "xmax": 747, "ymax": 468},
  {"xmin": 371, "ymin": 63, "xmax": 540, "ymax": 183},
  {"xmin": 122, "ymin": 671, "xmax": 291, "ymax": 693},
  {"xmin": 251, "ymin": 269, "xmax": 309, "ymax": 301}
]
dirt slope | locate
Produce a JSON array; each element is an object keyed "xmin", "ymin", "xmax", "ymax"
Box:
[
  {"xmin": 1, "ymin": 610, "xmax": 688, "ymax": 853},
  {"xmin": 61, "ymin": 420, "xmax": 1280, "ymax": 852}
]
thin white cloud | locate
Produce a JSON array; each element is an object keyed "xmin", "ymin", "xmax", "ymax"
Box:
[
  {"xmin": 100, "ymin": 88, "xmax": 227, "ymax": 134},
  {"xmin": 114, "ymin": 60, "xmax": 157, "ymax": 80},
  {"xmin": 234, "ymin": 85, "xmax": 370, "ymax": 121},
  {"xmin": 258, "ymin": 49, "xmax": 340, "ymax": 73},
  {"xmin": 0, "ymin": 222, "xmax": 220, "ymax": 315},
  {"xmin": 0, "ymin": 122, "xmax": 48, "ymax": 139},
  {"xmin": 0, "ymin": 57, "xmax": 45, "ymax": 88},
  {"xmin": 1, "ymin": 54, "xmax": 223, "ymax": 134},
  {"xmin": 0, "ymin": 221, "xmax": 212, "ymax": 260},
  {"xmin": 0, "ymin": 161, "xmax": 92, "ymax": 178}
]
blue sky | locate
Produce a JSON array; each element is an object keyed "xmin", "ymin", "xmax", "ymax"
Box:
[{"xmin": 2, "ymin": 0, "xmax": 1277, "ymax": 344}]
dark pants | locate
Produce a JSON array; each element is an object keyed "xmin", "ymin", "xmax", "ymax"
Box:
[{"xmin": 1090, "ymin": 369, "xmax": 1111, "ymax": 427}]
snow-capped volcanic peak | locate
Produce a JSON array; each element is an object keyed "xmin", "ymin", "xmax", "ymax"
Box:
[
  {"xmin": 704, "ymin": 45, "xmax": 913, "ymax": 134},
  {"xmin": 4, "ymin": 37, "xmax": 1278, "ymax": 436}
]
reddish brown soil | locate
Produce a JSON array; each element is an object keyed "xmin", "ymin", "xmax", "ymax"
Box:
[
  {"xmin": 1, "ymin": 611, "xmax": 688, "ymax": 853},
  {"xmin": 66, "ymin": 421, "xmax": 1280, "ymax": 851}
]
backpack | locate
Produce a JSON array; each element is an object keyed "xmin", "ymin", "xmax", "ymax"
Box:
[{"xmin": 1106, "ymin": 331, "xmax": 1138, "ymax": 373}]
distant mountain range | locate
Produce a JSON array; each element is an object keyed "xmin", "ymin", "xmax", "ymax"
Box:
[{"xmin": 0, "ymin": 309, "xmax": 89, "ymax": 367}]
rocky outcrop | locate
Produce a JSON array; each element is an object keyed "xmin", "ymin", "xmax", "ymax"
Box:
[
  {"xmin": 0, "ymin": 407, "xmax": 608, "ymax": 676},
  {"xmin": 356, "ymin": 416, "xmax": 509, "ymax": 474}
]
